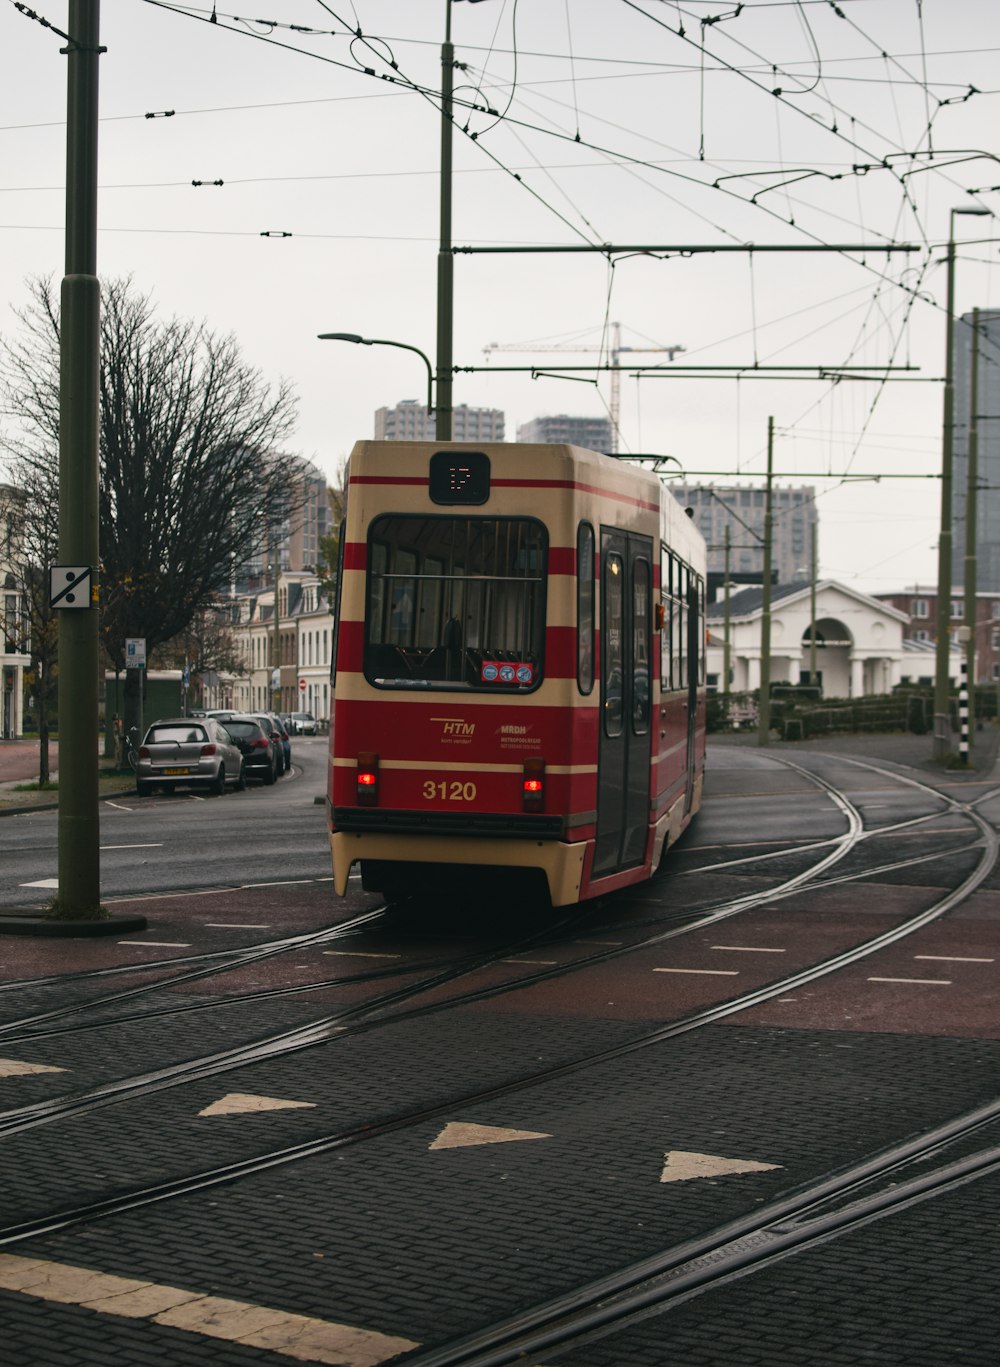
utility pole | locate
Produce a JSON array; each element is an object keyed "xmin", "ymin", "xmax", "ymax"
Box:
[
  {"xmin": 964, "ymin": 308, "xmax": 980, "ymax": 744},
  {"xmin": 436, "ymin": 2, "xmax": 454, "ymax": 441},
  {"xmin": 757, "ymin": 417, "xmax": 774, "ymax": 747},
  {"xmin": 723, "ymin": 524, "xmax": 731, "ymax": 706},
  {"xmin": 57, "ymin": 1, "xmax": 103, "ymax": 918},
  {"xmin": 810, "ymin": 522, "xmax": 818, "ymax": 687},
  {"xmin": 934, "ymin": 206, "xmax": 991, "ymax": 760}
]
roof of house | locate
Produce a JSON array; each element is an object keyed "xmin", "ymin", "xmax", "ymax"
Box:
[{"xmin": 706, "ymin": 579, "xmax": 910, "ymax": 625}]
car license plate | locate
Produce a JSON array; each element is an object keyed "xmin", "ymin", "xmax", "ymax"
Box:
[{"xmin": 163, "ymin": 767, "xmax": 190, "ymax": 776}]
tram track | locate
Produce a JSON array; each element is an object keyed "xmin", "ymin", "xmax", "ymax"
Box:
[
  {"xmin": 0, "ymin": 754, "xmax": 996, "ymax": 1263},
  {"xmin": 401, "ymin": 1096, "xmax": 1000, "ymax": 1366},
  {"xmin": 0, "ymin": 756, "xmax": 869, "ymax": 1049},
  {"xmin": 0, "ymin": 754, "xmax": 877, "ymax": 1127}
]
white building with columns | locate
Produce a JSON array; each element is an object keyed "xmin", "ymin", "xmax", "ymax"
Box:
[{"xmin": 707, "ymin": 580, "xmax": 918, "ymax": 697}]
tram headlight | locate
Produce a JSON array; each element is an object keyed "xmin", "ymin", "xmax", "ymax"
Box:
[
  {"xmin": 522, "ymin": 756, "xmax": 545, "ymax": 812},
  {"xmin": 357, "ymin": 751, "xmax": 379, "ymax": 806}
]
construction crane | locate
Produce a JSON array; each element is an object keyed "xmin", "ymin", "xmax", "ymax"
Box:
[{"xmin": 482, "ymin": 322, "xmax": 685, "ymax": 453}]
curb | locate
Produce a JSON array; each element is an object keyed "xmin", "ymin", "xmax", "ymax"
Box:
[{"xmin": 0, "ymin": 913, "xmax": 149, "ymax": 938}]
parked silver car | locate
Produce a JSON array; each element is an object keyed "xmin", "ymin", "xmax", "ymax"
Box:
[
  {"xmin": 136, "ymin": 717, "xmax": 246, "ymax": 797},
  {"xmin": 289, "ymin": 710, "xmax": 318, "ymax": 735}
]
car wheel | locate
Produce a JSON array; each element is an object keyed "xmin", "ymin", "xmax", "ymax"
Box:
[
  {"xmin": 212, "ymin": 765, "xmax": 226, "ymax": 796},
  {"xmin": 136, "ymin": 779, "xmax": 152, "ymax": 797},
  {"xmin": 236, "ymin": 761, "xmax": 247, "ymax": 791},
  {"xmin": 262, "ymin": 760, "xmax": 275, "ymax": 786}
]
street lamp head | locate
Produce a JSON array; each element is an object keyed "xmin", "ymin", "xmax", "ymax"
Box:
[{"xmin": 318, "ymin": 332, "xmax": 371, "ymax": 346}]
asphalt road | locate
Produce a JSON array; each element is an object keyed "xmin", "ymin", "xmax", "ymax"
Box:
[{"xmin": 0, "ymin": 735, "xmax": 332, "ymax": 912}]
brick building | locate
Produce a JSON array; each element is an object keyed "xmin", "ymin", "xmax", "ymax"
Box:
[{"xmin": 874, "ymin": 586, "xmax": 1000, "ymax": 684}]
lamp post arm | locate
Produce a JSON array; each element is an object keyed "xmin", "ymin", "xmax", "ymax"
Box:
[{"xmin": 366, "ymin": 338, "xmax": 435, "ymax": 417}]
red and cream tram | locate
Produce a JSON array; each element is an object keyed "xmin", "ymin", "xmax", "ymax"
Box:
[{"xmin": 328, "ymin": 440, "xmax": 706, "ymax": 906}]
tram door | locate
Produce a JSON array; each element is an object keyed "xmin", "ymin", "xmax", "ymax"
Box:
[{"xmin": 594, "ymin": 530, "xmax": 653, "ymax": 876}]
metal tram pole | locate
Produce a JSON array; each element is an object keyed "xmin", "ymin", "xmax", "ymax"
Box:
[
  {"xmin": 723, "ymin": 525, "xmax": 731, "ymax": 709},
  {"xmin": 963, "ymin": 308, "xmax": 981, "ymax": 746},
  {"xmin": 757, "ymin": 417, "xmax": 774, "ymax": 747},
  {"xmin": 810, "ymin": 523, "xmax": 818, "ymax": 687},
  {"xmin": 57, "ymin": 1, "xmax": 103, "ymax": 918},
  {"xmin": 435, "ymin": 1, "xmax": 454, "ymax": 441},
  {"xmin": 934, "ymin": 207, "xmax": 991, "ymax": 761}
]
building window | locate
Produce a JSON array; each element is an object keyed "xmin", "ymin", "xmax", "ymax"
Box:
[
  {"xmin": 913, "ymin": 629, "xmax": 930, "ymax": 642},
  {"xmin": 912, "ymin": 598, "xmax": 928, "ymax": 619},
  {"xmin": 993, "ymin": 602, "xmax": 1000, "ymax": 620},
  {"xmin": 950, "ymin": 600, "xmax": 963, "ymax": 619},
  {"xmin": 992, "ymin": 630, "xmax": 1000, "ymax": 651}
]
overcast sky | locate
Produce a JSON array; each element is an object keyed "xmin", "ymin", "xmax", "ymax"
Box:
[{"xmin": 1, "ymin": 0, "xmax": 998, "ymax": 592}]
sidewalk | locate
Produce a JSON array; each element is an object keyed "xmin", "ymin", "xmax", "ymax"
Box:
[{"xmin": 0, "ymin": 738, "xmax": 58, "ymax": 787}]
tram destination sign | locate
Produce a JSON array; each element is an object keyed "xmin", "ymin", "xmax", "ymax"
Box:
[{"xmin": 429, "ymin": 450, "xmax": 490, "ymax": 505}]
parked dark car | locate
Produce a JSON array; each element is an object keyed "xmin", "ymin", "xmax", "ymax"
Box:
[
  {"xmin": 207, "ymin": 714, "xmax": 278, "ymax": 785},
  {"xmin": 255, "ymin": 712, "xmax": 291, "ymax": 774},
  {"xmin": 136, "ymin": 717, "xmax": 245, "ymax": 797}
]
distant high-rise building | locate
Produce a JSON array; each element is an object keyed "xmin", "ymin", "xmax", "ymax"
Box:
[
  {"xmin": 234, "ymin": 456, "xmax": 331, "ymax": 593},
  {"xmin": 374, "ymin": 400, "xmax": 505, "ymax": 442},
  {"xmin": 516, "ymin": 414, "xmax": 613, "ymax": 451},
  {"xmin": 673, "ymin": 483, "xmax": 818, "ymax": 590},
  {"xmin": 952, "ymin": 309, "xmax": 1000, "ymax": 592}
]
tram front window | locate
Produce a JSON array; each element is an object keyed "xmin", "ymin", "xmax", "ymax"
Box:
[{"xmin": 364, "ymin": 515, "xmax": 547, "ymax": 691}]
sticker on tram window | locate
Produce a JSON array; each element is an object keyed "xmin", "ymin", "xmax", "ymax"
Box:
[{"xmin": 481, "ymin": 660, "xmax": 534, "ymax": 684}]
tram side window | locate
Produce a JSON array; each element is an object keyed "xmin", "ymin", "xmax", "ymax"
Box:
[
  {"xmin": 330, "ymin": 518, "xmax": 347, "ymax": 685},
  {"xmin": 632, "ymin": 558, "xmax": 650, "ymax": 734},
  {"xmin": 697, "ymin": 575, "xmax": 706, "ymax": 685},
  {"xmin": 660, "ymin": 547, "xmax": 673, "ymax": 691},
  {"xmin": 364, "ymin": 515, "xmax": 546, "ymax": 691},
  {"xmin": 577, "ymin": 522, "xmax": 595, "ymax": 694},
  {"xmin": 677, "ymin": 563, "xmax": 689, "ymax": 685},
  {"xmin": 604, "ymin": 553, "xmax": 624, "ymax": 737}
]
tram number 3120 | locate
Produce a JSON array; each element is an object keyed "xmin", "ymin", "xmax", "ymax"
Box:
[{"xmin": 423, "ymin": 779, "xmax": 478, "ymax": 801}]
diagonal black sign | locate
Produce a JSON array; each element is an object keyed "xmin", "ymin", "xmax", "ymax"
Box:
[{"xmin": 50, "ymin": 566, "xmax": 91, "ymax": 609}]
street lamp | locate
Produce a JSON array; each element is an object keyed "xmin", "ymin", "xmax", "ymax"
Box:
[
  {"xmin": 933, "ymin": 206, "xmax": 992, "ymax": 761},
  {"xmin": 318, "ymin": 333, "xmax": 435, "ymax": 423}
]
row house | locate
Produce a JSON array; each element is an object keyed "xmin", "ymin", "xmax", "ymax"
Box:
[
  {"xmin": 874, "ymin": 587, "xmax": 1000, "ymax": 685},
  {"xmin": 231, "ymin": 572, "xmax": 333, "ymax": 718}
]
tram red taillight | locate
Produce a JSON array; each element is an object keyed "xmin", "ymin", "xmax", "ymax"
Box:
[
  {"xmin": 522, "ymin": 756, "xmax": 545, "ymax": 812},
  {"xmin": 357, "ymin": 751, "xmax": 379, "ymax": 806}
]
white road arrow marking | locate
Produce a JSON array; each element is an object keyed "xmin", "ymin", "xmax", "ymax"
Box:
[
  {"xmin": 0, "ymin": 1059, "xmax": 67, "ymax": 1078},
  {"xmin": 198, "ymin": 1093, "xmax": 317, "ymax": 1117},
  {"xmin": 660, "ymin": 1150, "xmax": 783, "ymax": 1183},
  {"xmin": 430, "ymin": 1122, "xmax": 552, "ymax": 1150}
]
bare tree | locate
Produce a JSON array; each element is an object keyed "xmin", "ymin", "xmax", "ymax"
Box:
[{"xmin": 0, "ymin": 277, "xmax": 300, "ymax": 743}]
